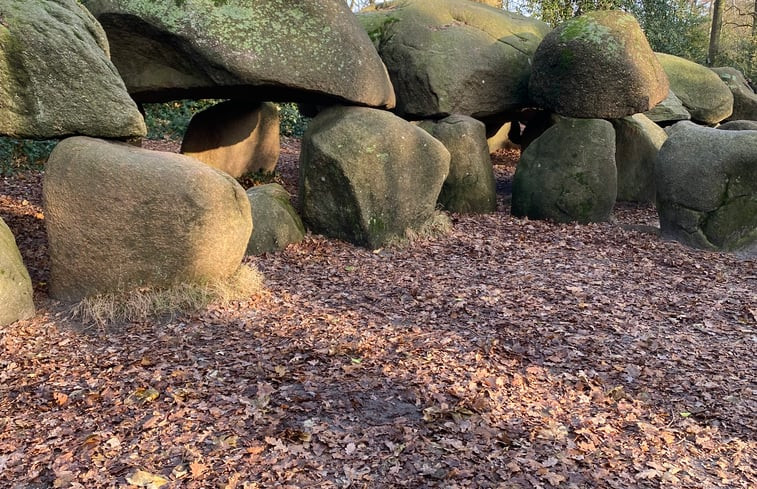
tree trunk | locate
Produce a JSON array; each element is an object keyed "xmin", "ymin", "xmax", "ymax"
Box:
[{"xmin": 708, "ymin": 0, "xmax": 725, "ymax": 66}]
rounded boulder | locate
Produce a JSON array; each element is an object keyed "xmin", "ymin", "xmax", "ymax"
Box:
[
  {"xmin": 181, "ymin": 100, "xmax": 281, "ymax": 178},
  {"xmin": 299, "ymin": 106, "xmax": 450, "ymax": 249},
  {"xmin": 417, "ymin": 115, "xmax": 496, "ymax": 213},
  {"xmin": 44, "ymin": 137, "xmax": 252, "ymax": 301},
  {"xmin": 657, "ymin": 53, "xmax": 733, "ymax": 125},
  {"xmin": 82, "ymin": 0, "xmax": 395, "ymax": 108},
  {"xmin": 512, "ymin": 117, "xmax": 617, "ymax": 223},
  {"xmin": 0, "ymin": 0, "xmax": 145, "ymax": 139},
  {"xmin": 529, "ymin": 10, "xmax": 668, "ymax": 119},
  {"xmin": 359, "ymin": 0, "xmax": 550, "ymax": 120},
  {"xmin": 655, "ymin": 121, "xmax": 757, "ymax": 253},
  {"xmin": 0, "ymin": 218, "xmax": 35, "ymax": 326}
]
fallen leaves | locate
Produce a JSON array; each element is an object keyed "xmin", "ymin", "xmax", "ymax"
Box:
[{"xmin": 0, "ymin": 139, "xmax": 755, "ymax": 488}]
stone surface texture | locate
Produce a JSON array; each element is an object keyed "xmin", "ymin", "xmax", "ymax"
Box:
[
  {"xmin": 181, "ymin": 100, "xmax": 281, "ymax": 178},
  {"xmin": 711, "ymin": 67, "xmax": 757, "ymax": 122},
  {"xmin": 82, "ymin": 0, "xmax": 395, "ymax": 108},
  {"xmin": 657, "ymin": 53, "xmax": 733, "ymax": 125},
  {"xmin": 417, "ymin": 115, "xmax": 496, "ymax": 213},
  {"xmin": 299, "ymin": 106, "xmax": 450, "ymax": 249},
  {"xmin": 529, "ymin": 11, "xmax": 668, "ymax": 119},
  {"xmin": 643, "ymin": 89, "xmax": 691, "ymax": 123},
  {"xmin": 245, "ymin": 184, "xmax": 305, "ymax": 255},
  {"xmin": 44, "ymin": 137, "xmax": 252, "ymax": 301},
  {"xmin": 358, "ymin": 0, "xmax": 549, "ymax": 120},
  {"xmin": 655, "ymin": 121, "xmax": 757, "ymax": 253},
  {"xmin": 0, "ymin": 0, "xmax": 145, "ymax": 139},
  {"xmin": 611, "ymin": 114, "xmax": 668, "ymax": 203},
  {"xmin": 0, "ymin": 218, "xmax": 35, "ymax": 326},
  {"xmin": 512, "ymin": 117, "xmax": 617, "ymax": 223}
]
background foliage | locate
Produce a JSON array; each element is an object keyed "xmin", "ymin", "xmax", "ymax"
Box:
[
  {"xmin": 0, "ymin": 101, "xmax": 310, "ymax": 176},
  {"xmin": 0, "ymin": 138, "xmax": 56, "ymax": 176},
  {"xmin": 144, "ymin": 100, "xmax": 310, "ymax": 140}
]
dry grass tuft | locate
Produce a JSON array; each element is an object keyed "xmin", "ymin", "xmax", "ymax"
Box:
[
  {"xmin": 70, "ymin": 265, "xmax": 264, "ymax": 326},
  {"xmin": 388, "ymin": 211, "xmax": 453, "ymax": 248}
]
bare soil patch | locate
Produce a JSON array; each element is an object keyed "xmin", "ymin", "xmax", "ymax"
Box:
[{"xmin": 0, "ymin": 138, "xmax": 754, "ymax": 488}]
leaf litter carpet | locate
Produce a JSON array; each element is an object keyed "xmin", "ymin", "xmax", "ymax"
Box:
[{"xmin": 0, "ymin": 138, "xmax": 755, "ymax": 488}]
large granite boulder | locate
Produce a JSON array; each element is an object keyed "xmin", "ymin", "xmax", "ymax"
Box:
[
  {"xmin": 711, "ymin": 67, "xmax": 757, "ymax": 121},
  {"xmin": 82, "ymin": 0, "xmax": 395, "ymax": 108},
  {"xmin": 181, "ymin": 100, "xmax": 280, "ymax": 178},
  {"xmin": 611, "ymin": 114, "xmax": 668, "ymax": 203},
  {"xmin": 655, "ymin": 121, "xmax": 757, "ymax": 253},
  {"xmin": 299, "ymin": 106, "xmax": 450, "ymax": 249},
  {"xmin": 512, "ymin": 118, "xmax": 617, "ymax": 223},
  {"xmin": 0, "ymin": 0, "xmax": 145, "ymax": 139},
  {"xmin": 245, "ymin": 184, "xmax": 305, "ymax": 255},
  {"xmin": 417, "ymin": 115, "xmax": 496, "ymax": 213},
  {"xmin": 656, "ymin": 53, "xmax": 733, "ymax": 125},
  {"xmin": 358, "ymin": 0, "xmax": 549, "ymax": 121},
  {"xmin": 643, "ymin": 90, "xmax": 691, "ymax": 124},
  {"xmin": 529, "ymin": 10, "xmax": 668, "ymax": 119},
  {"xmin": 0, "ymin": 218, "xmax": 35, "ymax": 326},
  {"xmin": 44, "ymin": 137, "xmax": 252, "ymax": 301}
]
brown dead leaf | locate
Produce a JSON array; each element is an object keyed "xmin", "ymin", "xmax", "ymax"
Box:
[
  {"xmin": 190, "ymin": 461, "xmax": 208, "ymax": 478},
  {"xmin": 53, "ymin": 392, "xmax": 68, "ymax": 407}
]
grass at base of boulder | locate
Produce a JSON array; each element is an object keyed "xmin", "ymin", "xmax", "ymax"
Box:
[
  {"xmin": 70, "ymin": 265, "xmax": 264, "ymax": 326},
  {"xmin": 387, "ymin": 210, "xmax": 453, "ymax": 248}
]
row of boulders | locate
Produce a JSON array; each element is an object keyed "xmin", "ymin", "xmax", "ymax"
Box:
[{"xmin": 1, "ymin": 0, "xmax": 756, "ymax": 327}]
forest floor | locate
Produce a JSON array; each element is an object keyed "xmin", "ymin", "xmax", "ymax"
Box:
[{"xmin": 0, "ymin": 137, "xmax": 755, "ymax": 488}]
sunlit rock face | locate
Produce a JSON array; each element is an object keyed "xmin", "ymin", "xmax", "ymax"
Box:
[{"xmin": 358, "ymin": 0, "xmax": 549, "ymax": 122}]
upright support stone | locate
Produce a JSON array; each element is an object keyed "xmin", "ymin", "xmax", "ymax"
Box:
[
  {"xmin": 181, "ymin": 100, "xmax": 281, "ymax": 178},
  {"xmin": 299, "ymin": 106, "xmax": 450, "ymax": 249},
  {"xmin": 0, "ymin": 218, "xmax": 35, "ymax": 325},
  {"xmin": 44, "ymin": 137, "xmax": 252, "ymax": 301}
]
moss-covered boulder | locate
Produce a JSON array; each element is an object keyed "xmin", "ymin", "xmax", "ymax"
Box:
[
  {"xmin": 655, "ymin": 121, "xmax": 757, "ymax": 253},
  {"xmin": 0, "ymin": 218, "xmax": 34, "ymax": 326},
  {"xmin": 529, "ymin": 10, "xmax": 668, "ymax": 119},
  {"xmin": 711, "ymin": 67, "xmax": 757, "ymax": 122},
  {"xmin": 44, "ymin": 137, "xmax": 252, "ymax": 301},
  {"xmin": 656, "ymin": 53, "xmax": 733, "ymax": 125},
  {"xmin": 0, "ymin": 0, "xmax": 145, "ymax": 139},
  {"xmin": 417, "ymin": 115, "xmax": 496, "ymax": 213},
  {"xmin": 611, "ymin": 114, "xmax": 667, "ymax": 203},
  {"xmin": 299, "ymin": 106, "xmax": 450, "ymax": 249},
  {"xmin": 358, "ymin": 0, "xmax": 549, "ymax": 121},
  {"xmin": 181, "ymin": 100, "xmax": 280, "ymax": 178},
  {"xmin": 245, "ymin": 184, "xmax": 305, "ymax": 255},
  {"xmin": 81, "ymin": 0, "xmax": 395, "ymax": 108},
  {"xmin": 512, "ymin": 118, "xmax": 617, "ymax": 223}
]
